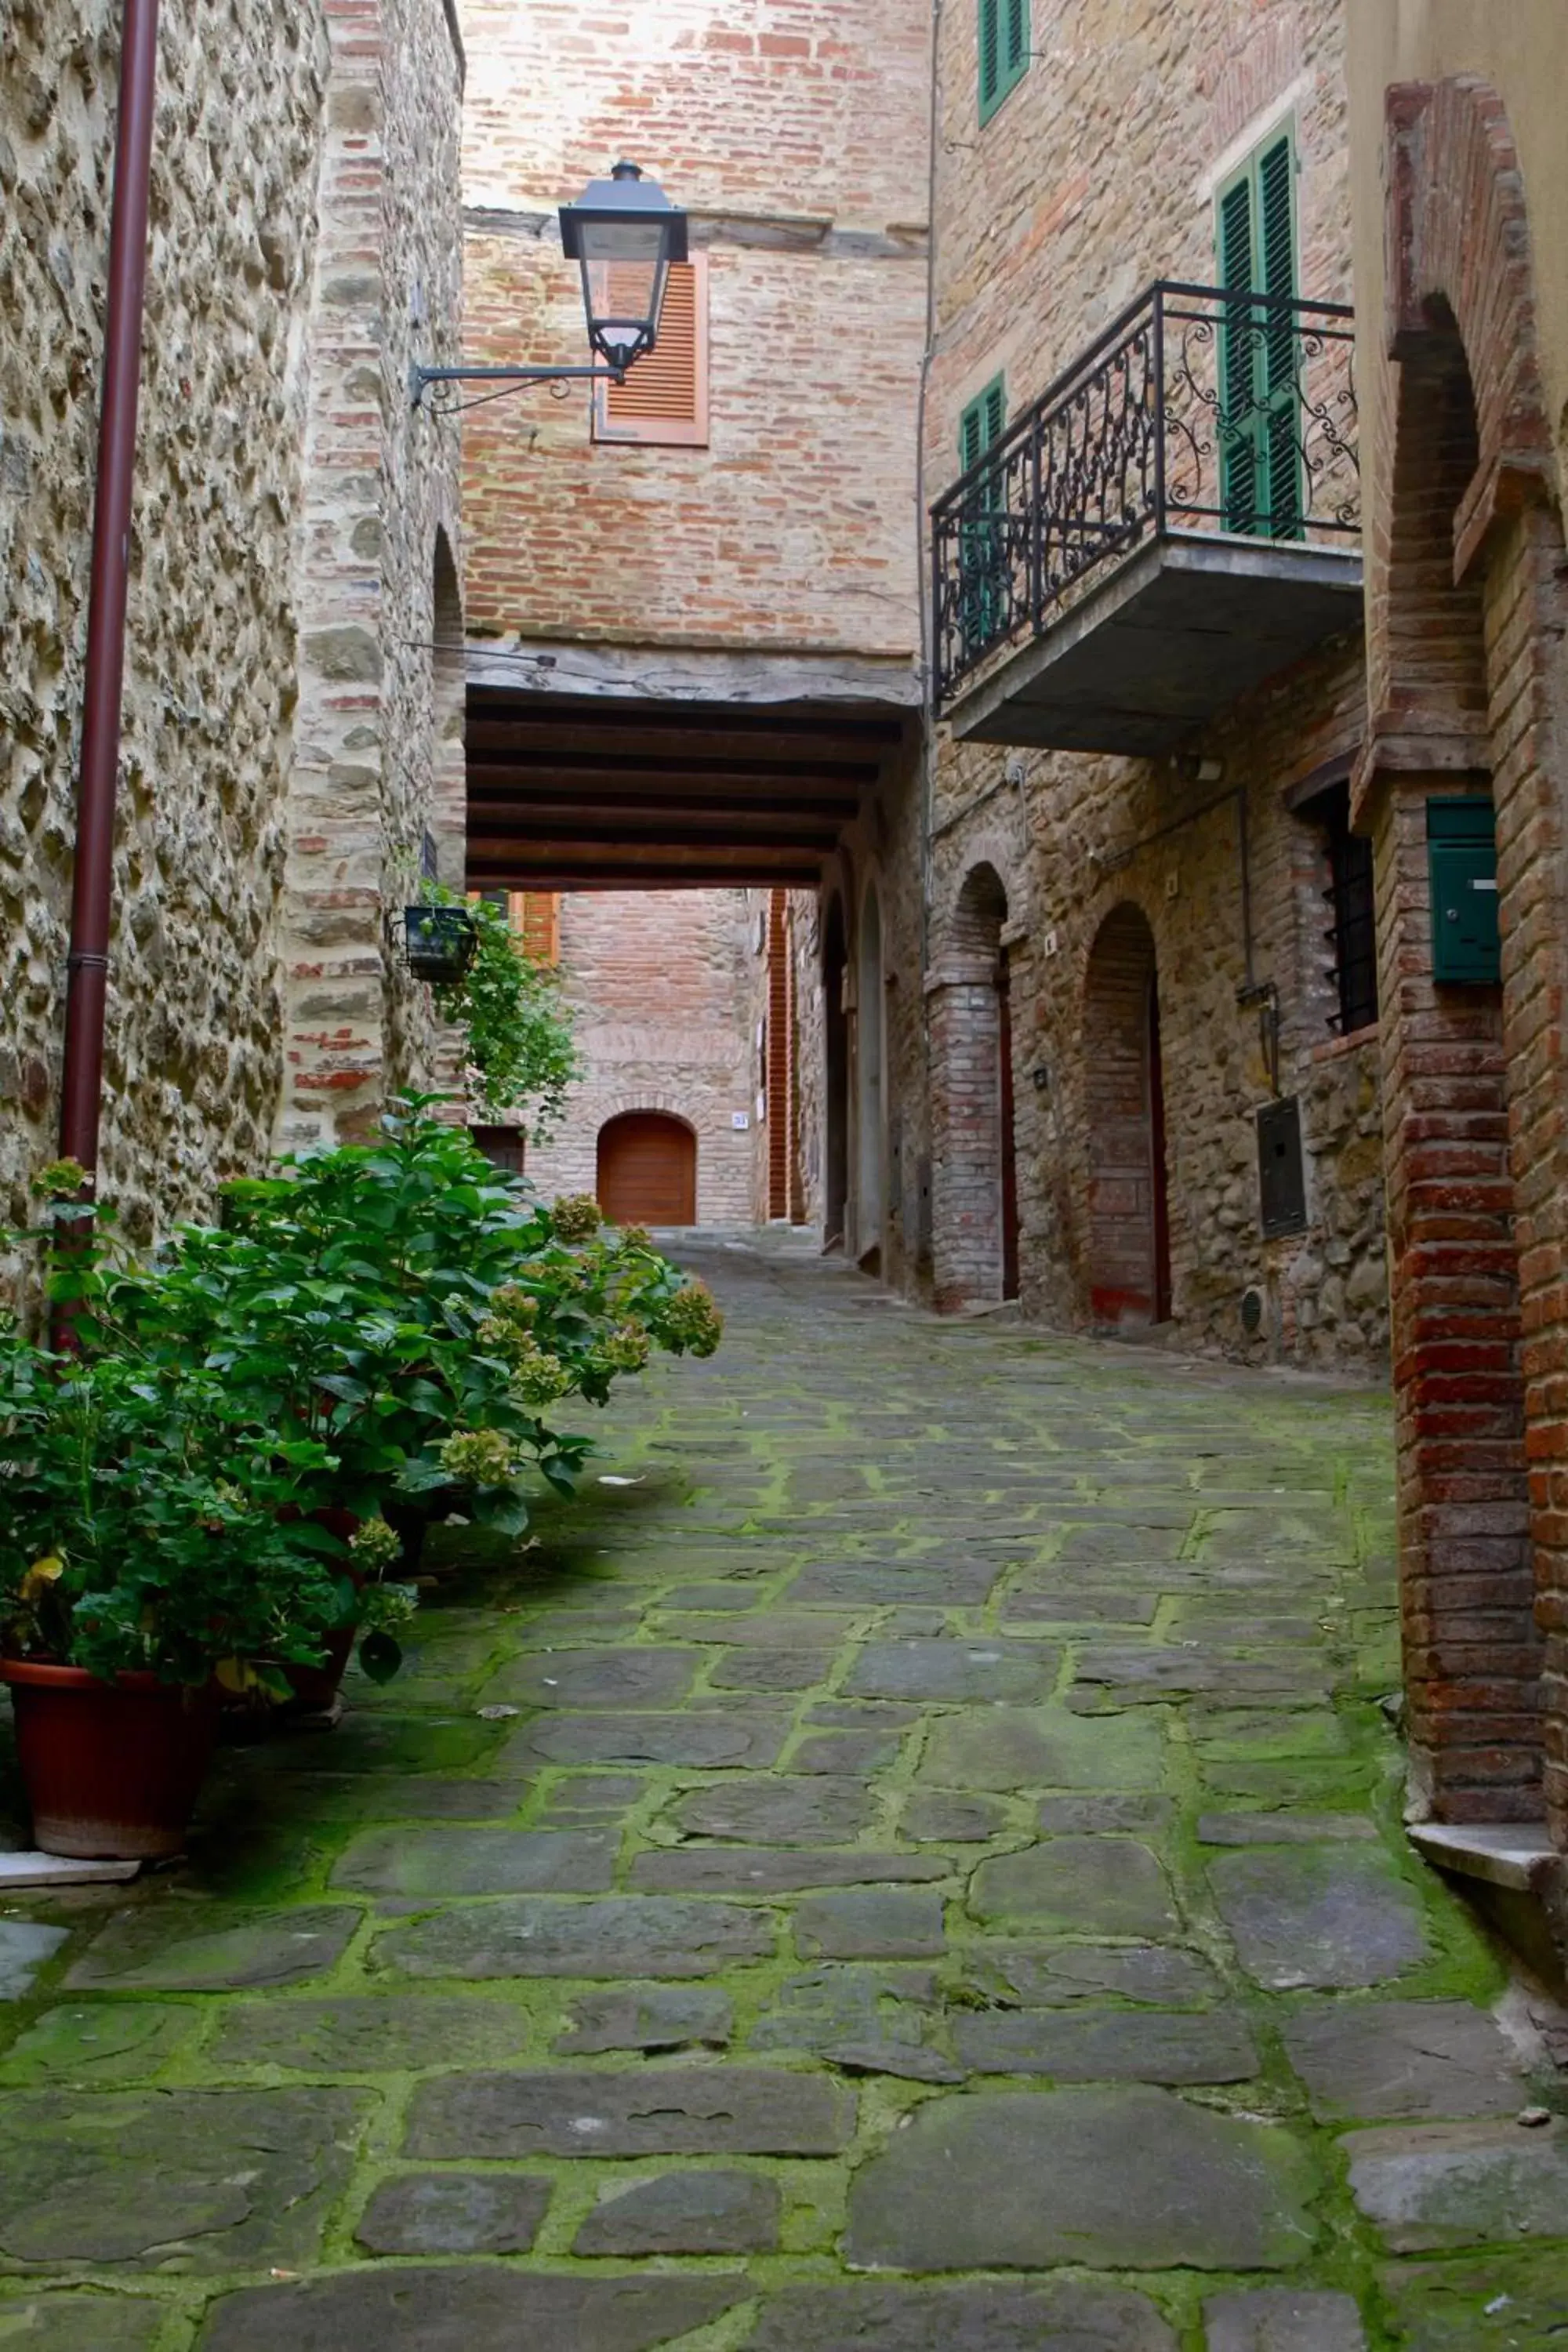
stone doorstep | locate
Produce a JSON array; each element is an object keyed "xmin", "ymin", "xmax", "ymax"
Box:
[
  {"xmin": 1407, "ymin": 1821, "xmax": 1559, "ymax": 1893},
  {"xmin": 0, "ymin": 1853, "xmax": 141, "ymax": 1889}
]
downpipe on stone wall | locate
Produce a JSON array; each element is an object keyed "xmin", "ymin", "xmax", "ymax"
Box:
[{"xmin": 57, "ymin": 0, "xmax": 161, "ymax": 1198}]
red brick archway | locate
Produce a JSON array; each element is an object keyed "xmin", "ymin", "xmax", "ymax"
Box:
[
  {"xmin": 930, "ymin": 862, "xmax": 1019, "ymax": 1309},
  {"xmin": 1083, "ymin": 904, "xmax": 1171, "ymax": 1329},
  {"xmin": 1361, "ymin": 77, "xmax": 1568, "ymax": 1835}
]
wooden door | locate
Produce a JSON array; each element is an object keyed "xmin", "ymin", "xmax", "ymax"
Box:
[{"xmin": 597, "ymin": 1112, "xmax": 697, "ymax": 1226}]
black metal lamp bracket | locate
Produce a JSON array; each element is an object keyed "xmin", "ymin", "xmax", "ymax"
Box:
[{"xmin": 411, "ymin": 361, "xmax": 626, "ymax": 413}]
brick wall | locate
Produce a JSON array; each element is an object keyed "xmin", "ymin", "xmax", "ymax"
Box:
[
  {"xmin": 458, "ymin": 0, "xmax": 929, "ymax": 656},
  {"xmin": 906, "ymin": 0, "xmax": 1387, "ymax": 1366},
  {"xmin": 1348, "ymin": 53, "xmax": 1568, "ymax": 1835},
  {"xmin": 521, "ymin": 890, "xmax": 761, "ymax": 1225}
]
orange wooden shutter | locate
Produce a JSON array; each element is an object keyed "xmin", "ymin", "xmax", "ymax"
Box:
[
  {"xmin": 509, "ymin": 891, "xmax": 561, "ymax": 964},
  {"xmin": 592, "ymin": 258, "xmax": 709, "ymax": 448}
]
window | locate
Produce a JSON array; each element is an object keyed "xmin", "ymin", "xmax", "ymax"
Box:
[
  {"xmin": 468, "ymin": 889, "xmax": 561, "ymax": 964},
  {"xmin": 958, "ymin": 375, "xmax": 1007, "ymax": 473},
  {"xmin": 591, "ymin": 258, "xmax": 708, "ymax": 448},
  {"xmin": 978, "ymin": 0, "xmax": 1029, "ymax": 125},
  {"xmin": 956, "ymin": 376, "xmax": 1009, "ymax": 660},
  {"xmin": 1293, "ymin": 778, "xmax": 1377, "ymax": 1035},
  {"xmin": 1214, "ymin": 129, "xmax": 1301, "ymax": 538}
]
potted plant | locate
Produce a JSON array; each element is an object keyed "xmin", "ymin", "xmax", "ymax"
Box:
[{"xmin": 0, "ymin": 1338, "xmax": 350, "ymax": 1857}]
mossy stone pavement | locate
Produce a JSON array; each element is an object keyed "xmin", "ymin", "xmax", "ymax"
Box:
[{"xmin": 2, "ymin": 1239, "xmax": 1565, "ymax": 2349}]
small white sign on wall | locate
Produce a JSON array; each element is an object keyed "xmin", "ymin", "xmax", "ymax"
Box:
[{"xmin": 731, "ymin": 1111, "xmax": 750, "ymax": 1130}]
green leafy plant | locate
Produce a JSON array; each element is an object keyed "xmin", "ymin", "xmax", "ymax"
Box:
[
  {"xmin": 420, "ymin": 885, "xmax": 581, "ymax": 1137},
  {"xmin": 0, "ymin": 1336, "xmax": 346, "ymax": 1693},
  {"xmin": 104, "ymin": 1102, "xmax": 722, "ymax": 1555}
]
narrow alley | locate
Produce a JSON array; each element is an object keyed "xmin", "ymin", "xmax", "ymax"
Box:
[{"xmin": 3, "ymin": 1244, "xmax": 1563, "ymax": 2349}]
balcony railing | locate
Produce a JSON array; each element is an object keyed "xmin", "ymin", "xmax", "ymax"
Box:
[{"xmin": 931, "ymin": 281, "xmax": 1359, "ymax": 710}]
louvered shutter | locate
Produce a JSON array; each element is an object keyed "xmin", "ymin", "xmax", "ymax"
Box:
[
  {"xmin": 1258, "ymin": 135, "xmax": 1301, "ymax": 536},
  {"xmin": 1218, "ymin": 176, "xmax": 1259, "ymax": 532},
  {"xmin": 980, "ymin": 0, "xmax": 1028, "ymax": 121},
  {"xmin": 593, "ymin": 259, "xmax": 709, "ymax": 448},
  {"xmin": 978, "ymin": 0, "xmax": 1000, "ymax": 115}
]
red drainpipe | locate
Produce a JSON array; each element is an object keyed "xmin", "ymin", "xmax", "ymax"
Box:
[{"xmin": 57, "ymin": 0, "xmax": 161, "ymax": 1181}]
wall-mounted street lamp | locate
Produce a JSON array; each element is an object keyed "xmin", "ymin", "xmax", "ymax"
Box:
[{"xmin": 412, "ymin": 162, "xmax": 688, "ymax": 411}]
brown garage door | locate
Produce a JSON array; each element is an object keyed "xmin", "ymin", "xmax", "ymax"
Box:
[{"xmin": 597, "ymin": 1112, "xmax": 697, "ymax": 1226}]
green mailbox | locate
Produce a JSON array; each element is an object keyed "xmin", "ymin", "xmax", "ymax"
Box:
[{"xmin": 1428, "ymin": 797, "xmax": 1501, "ymax": 985}]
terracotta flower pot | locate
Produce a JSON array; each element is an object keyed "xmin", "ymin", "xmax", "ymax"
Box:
[{"xmin": 0, "ymin": 1660, "xmax": 220, "ymax": 1860}]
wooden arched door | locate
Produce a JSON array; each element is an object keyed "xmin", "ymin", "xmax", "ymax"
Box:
[{"xmin": 597, "ymin": 1112, "xmax": 697, "ymax": 1226}]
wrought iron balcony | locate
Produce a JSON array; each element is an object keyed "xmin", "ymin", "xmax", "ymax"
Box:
[{"xmin": 931, "ymin": 281, "xmax": 1363, "ymax": 756}]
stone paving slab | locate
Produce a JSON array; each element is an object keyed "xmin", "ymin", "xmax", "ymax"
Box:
[
  {"xmin": 0, "ymin": 2087, "xmax": 365, "ymax": 2270},
  {"xmin": 354, "ymin": 2171, "xmax": 551, "ymax": 2254},
  {"xmin": 331, "ymin": 1828, "xmax": 615, "ymax": 1896},
  {"xmin": 198, "ymin": 2270, "xmax": 748, "ymax": 2350},
  {"xmin": 66, "ymin": 1904, "xmax": 363, "ymax": 1991},
  {"xmin": 631, "ymin": 1846, "xmax": 951, "ymax": 1892},
  {"xmin": 1207, "ymin": 1846, "xmax": 1430, "ymax": 1988},
  {"xmin": 572, "ymin": 2167, "xmax": 782, "ymax": 2253},
  {"xmin": 405, "ymin": 2064, "xmax": 858, "ymax": 2157},
  {"xmin": 553, "ymin": 1984, "xmax": 734, "ymax": 2053},
  {"xmin": 1, "ymin": 1241, "xmax": 1548, "ymax": 2348},
  {"xmin": 0, "ymin": 2295, "xmax": 167, "ymax": 2347},
  {"xmin": 845, "ymin": 2085, "xmax": 1319, "ymax": 2270},
  {"xmin": 1344, "ymin": 2116, "xmax": 1568, "ymax": 2250},
  {"xmin": 968, "ymin": 1837, "xmax": 1180, "ymax": 1938},
  {"xmin": 373, "ymin": 1894, "xmax": 776, "ymax": 1978},
  {"xmin": 1278, "ymin": 1998, "xmax": 1530, "ymax": 2121},
  {"xmin": 209, "ymin": 1995, "xmax": 534, "ymax": 2073},
  {"xmin": 952, "ymin": 2004, "xmax": 1260, "ymax": 2082},
  {"xmin": 743, "ymin": 2281, "xmax": 1180, "ymax": 2349},
  {"xmin": 1202, "ymin": 2288, "xmax": 1367, "ymax": 2349}
]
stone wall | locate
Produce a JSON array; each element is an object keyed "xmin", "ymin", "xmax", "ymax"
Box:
[
  {"xmin": 522, "ymin": 890, "xmax": 761, "ymax": 1225},
  {"xmin": 0, "ymin": 0, "xmax": 329, "ymax": 1248},
  {"xmin": 0, "ymin": 0, "xmax": 467, "ymax": 1279},
  {"xmin": 913, "ymin": 0, "xmax": 1388, "ymax": 1368}
]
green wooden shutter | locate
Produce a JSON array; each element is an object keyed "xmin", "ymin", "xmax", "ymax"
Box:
[
  {"xmin": 1258, "ymin": 134, "xmax": 1301, "ymax": 536},
  {"xmin": 978, "ymin": 0, "xmax": 1000, "ymax": 117},
  {"xmin": 959, "ymin": 374, "xmax": 1006, "ymax": 468},
  {"xmin": 956, "ymin": 376, "xmax": 1007, "ymax": 657},
  {"xmin": 979, "ymin": 0, "xmax": 1028, "ymax": 122},
  {"xmin": 1216, "ymin": 129, "xmax": 1300, "ymax": 538}
]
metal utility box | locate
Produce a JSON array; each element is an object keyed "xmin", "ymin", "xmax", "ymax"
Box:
[
  {"xmin": 1257, "ymin": 1097, "xmax": 1308, "ymax": 1238},
  {"xmin": 1428, "ymin": 797, "xmax": 1501, "ymax": 985}
]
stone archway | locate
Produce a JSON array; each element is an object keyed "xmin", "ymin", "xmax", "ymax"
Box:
[
  {"xmin": 930, "ymin": 862, "xmax": 1019, "ymax": 1309},
  {"xmin": 1083, "ymin": 904, "xmax": 1171, "ymax": 1328},
  {"xmin": 1365, "ymin": 77, "xmax": 1568, "ymax": 1833}
]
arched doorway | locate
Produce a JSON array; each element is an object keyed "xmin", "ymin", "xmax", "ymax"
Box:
[
  {"xmin": 1083, "ymin": 905, "xmax": 1171, "ymax": 1327},
  {"xmin": 931, "ymin": 862, "xmax": 1019, "ymax": 1307},
  {"xmin": 596, "ymin": 1112, "xmax": 697, "ymax": 1227},
  {"xmin": 856, "ymin": 882, "xmax": 885, "ymax": 1268},
  {"xmin": 822, "ymin": 895, "xmax": 850, "ymax": 1251}
]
